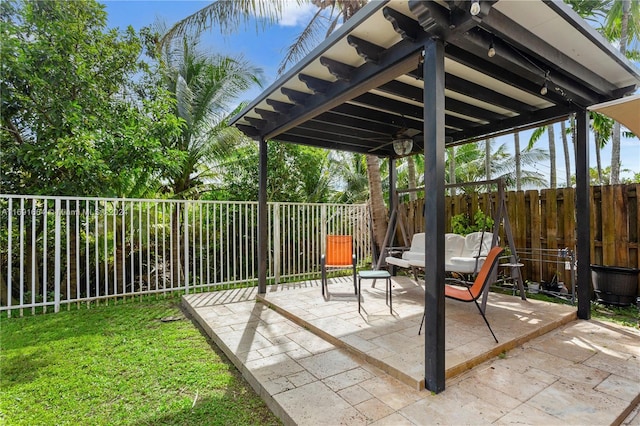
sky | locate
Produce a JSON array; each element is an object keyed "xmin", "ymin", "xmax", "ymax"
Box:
[{"xmin": 103, "ymin": 1, "xmax": 640, "ymax": 185}]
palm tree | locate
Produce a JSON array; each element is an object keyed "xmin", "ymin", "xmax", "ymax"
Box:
[
  {"xmin": 449, "ymin": 141, "xmax": 548, "ymax": 192},
  {"xmin": 160, "ymin": 0, "xmax": 394, "ymax": 256},
  {"xmin": 330, "ymin": 152, "xmax": 369, "ymax": 203},
  {"xmin": 159, "ymin": 1, "xmax": 289, "ymax": 48},
  {"xmin": 159, "ymin": 34, "xmax": 263, "ymax": 282},
  {"xmin": 560, "ymin": 119, "xmax": 572, "ymax": 187},
  {"xmin": 528, "ymin": 125, "xmax": 557, "ymax": 188},
  {"xmin": 603, "ymin": 0, "xmax": 640, "ymax": 184},
  {"xmin": 160, "ymin": 35, "xmax": 263, "ymax": 198},
  {"xmin": 590, "ymin": 112, "xmax": 615, "ymax": 185}
]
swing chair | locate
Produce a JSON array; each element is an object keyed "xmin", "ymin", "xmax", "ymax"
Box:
[{"xmin": 381, "ymin": 178, "xmax": 526, "ymax": 306}]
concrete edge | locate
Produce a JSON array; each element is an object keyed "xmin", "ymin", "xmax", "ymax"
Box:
[{"xmin": 445, "ymin": 309, "xmax": 579, "ymax": 378}]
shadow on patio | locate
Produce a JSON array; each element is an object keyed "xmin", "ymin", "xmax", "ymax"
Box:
[{"xmin": 183, "ymin": 277, "xmax": 640, "ymax": 425}]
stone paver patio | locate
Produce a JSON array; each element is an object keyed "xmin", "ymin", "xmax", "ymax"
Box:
[{"xmin": 183, "ymin": 277, "xmax": 640, "ymax": 425}]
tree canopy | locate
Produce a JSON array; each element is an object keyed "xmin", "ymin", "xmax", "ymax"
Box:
[{"xmin": 0, "ymin": 0, "xmax": 181, "ymax": 197}]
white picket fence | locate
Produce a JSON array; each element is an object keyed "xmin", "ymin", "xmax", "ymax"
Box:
[{"xmin": 0, "ymin": 195, "xmax": 370, "ymax": 316}]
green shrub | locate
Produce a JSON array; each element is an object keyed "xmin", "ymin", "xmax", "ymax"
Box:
[{"xmin": 451, "ymin": 210, "xmax": 494, "ymax": 235}]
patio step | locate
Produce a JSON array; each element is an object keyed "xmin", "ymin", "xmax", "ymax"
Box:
[{"xmin": 257, "ymin": 278, "xmax": 578, "ymax": 391}]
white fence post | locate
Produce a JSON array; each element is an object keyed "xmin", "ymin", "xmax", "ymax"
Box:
[
  {"xmin": 184, "ymin": 201, "xmax": 189, "ymax": 294},
  {"xmin": 7, "ymin": 198, "xmax": 13, "ymax": 317},
  {"xmin": 274, "ymin": 203, "xmax": 281, "ymax": 285},
  {"xmin": 53, "ymin": 198, "xmax": 61, "ymax": 313}
]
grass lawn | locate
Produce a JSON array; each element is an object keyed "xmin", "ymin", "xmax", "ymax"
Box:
[{"xmin": 0, "ymin": 296, "xmax": 281, "ymax": 426}]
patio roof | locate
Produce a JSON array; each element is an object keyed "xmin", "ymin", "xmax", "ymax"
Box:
[
  {"xmin": 230, "ymin": 0, "xmax": 640, "ymax": 158},
  {"xmin": 230, "ymin": 0, "xmax": 640, "ymax": 394}
]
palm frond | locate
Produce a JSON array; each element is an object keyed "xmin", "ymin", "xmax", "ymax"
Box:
[
  {"xmin": 159, "ymin": 0, "xmax": 293, "ymax": 47},
  {"xmin": 277, "ymin": 7, "xmax": 328, "ymax": 75},
  {"xmin": 527, "ymin": 126, "xmax": 547, "ymax": 150}
]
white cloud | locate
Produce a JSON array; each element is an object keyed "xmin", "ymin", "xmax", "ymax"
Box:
[{"xmin": 278, "ymin": 3, "xmax": 318, "ymax": 27}]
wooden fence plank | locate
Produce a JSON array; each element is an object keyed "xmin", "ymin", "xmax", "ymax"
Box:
[
  {"xmin": 399, "ymin": 184, "xmax": 638, "ymax": 285},
  {"xmin": 528, "ymin": 190, "xmax": 542, "ymax": 283},
  {"xmin": 515, "ymin": 191, "xmax": 527, "ymax": 249},
  {"xmin": 590, "ymin": 186, "xmax": 601, "ymax": 265},
  {"xmin": 563, "ymin": 187, "xmax": 576, "ymax": 251},
  {"xmin": 614, "ymin": 185, "xmax": 629, "ymax": 266},
  {"xmin": 601, "ymin": 185, "xmax": 616, "ymax": 265}
]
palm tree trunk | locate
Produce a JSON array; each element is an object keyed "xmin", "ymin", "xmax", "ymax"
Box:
[
  {"xmin": 610, "ymin": 0, "xmax": 630, "ymax": 185},
  {"xmin": 407, "ymin": 156, "xmax": 417, "ymax": 202},
  {"xmin": 561, "ymin": 120, "xmax": 571, "ymax": 187},
  {"xmin": 595, "ymin": 131, "xmax": 603, "ymax": 185},
  {"xmin": 484, "ymin": 139, "xmax": 491, "ymax": 180},
  {"xmin": 548, "ymin": 125, "xmax": 556, "ymax": 188},
  {"xmin": 366, "ymin": 154, "xmax": 388, "ymax": 254},
  {"xmin": 610, "ymin": 123, "xmax": 621, "ymax": 184},
  {"xmin": 514, "ymin": 132, "xmax": 521, "ymax": 191},
  {"xmin": 449, "ymin": 147, "xmax": 456, "ymax": 196}
]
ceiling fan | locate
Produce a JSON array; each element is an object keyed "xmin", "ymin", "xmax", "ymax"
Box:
[{"xmin": 370, "ymin": 127, "xmax": 423, "ymax": 156}]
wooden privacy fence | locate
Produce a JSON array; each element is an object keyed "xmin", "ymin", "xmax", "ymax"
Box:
[{"xmin": 398, "ymin": 184, "xmax": 640, "ymax": 288}]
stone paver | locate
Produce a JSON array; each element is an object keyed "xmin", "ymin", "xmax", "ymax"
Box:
[{"xmin": 182, "ymin": 281, "xmax": 640, "ymax": 425}]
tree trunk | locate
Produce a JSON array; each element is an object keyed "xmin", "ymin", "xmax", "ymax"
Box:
[
  {"xmin": 595, "ymin": 131, "xmax": 603, "ymax": 185},
  {"xmin": 449, "ymin": 147, "xmax": 456, "ymax": 196},
  {"xmin": 561, "ymin": 120, "xmax": 571, "ymax": 187},
  {"xmin": 366, "ymin": 154, "xmax": 388, "ymax": 254},
  {"xmin": 610, "ymin": 122, "xmax": 621, "ymax": 184},
  {"xmin": 514, "ymin": 132, "xmax": 521, "ymax": 191},
  {"xmin": 548, "ymin": 125, "xmax": 556, "ymax": 188},
  {"xmin": 407, "ymin": 156, "xmax": 417, "ymax": 202},
  {"xmin": 485, "ymin": 139, "xmax": 491, "ymax": 180},
  {"xmin": 611, "ymin": 0, "xmax": 630, "ymax": 185}
]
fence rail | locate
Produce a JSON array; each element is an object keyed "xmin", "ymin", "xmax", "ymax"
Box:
[{"xmin": 0, "ymin": 195, "xmax": 370, "ymax": 316}]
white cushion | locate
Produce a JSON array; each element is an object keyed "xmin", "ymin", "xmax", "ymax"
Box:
[
  {"xmin": 444, "ymin": 233, "xmax": 465, "ymax": 265},
  {"xmin": 460, "ymin": 232, "xmax": 493, "ymax": 258},
  {"xmin": 447, "ymin": 256, "xmax": 485, "ymax": 273},
  {"xmin": 408, "ymin": 233, "xmax": 425, "ymax": 253},
  {"xmin": 385, "ymin": 233, "xmax": 424, "ymax": 268},
  {"xmin": 385, "ymin": 256, "xmax": 412, "ymax": 268}
]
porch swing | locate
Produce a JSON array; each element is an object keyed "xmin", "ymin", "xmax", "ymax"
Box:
[{"xmin": 379, "ymin": 177, "xmax": 526, "ymax": 306}]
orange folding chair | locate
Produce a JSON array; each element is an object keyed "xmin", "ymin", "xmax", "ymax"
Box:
[
  {"xmin": 321, "ymin": 235, "xmax": 357, "ymax": 296},
  {"xmin": 419, "ymin": 246, "xmax": 504, "ymax": 343}
]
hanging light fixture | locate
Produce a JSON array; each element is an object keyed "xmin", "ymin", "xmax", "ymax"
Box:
[
  {"xmin": 540, "ymin": 71, "xmax": 550, "ymax": 95},
  {"xmin": 487, "ymin": 41, "xmax": 496, "ymax": 58},
  {"xmin": 470, "ymin": 0, "xmax": 481, "ymax": 16},
  {"xmin": 393, "ymin": 137, "xmax": 413, "ymax": 156}
]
